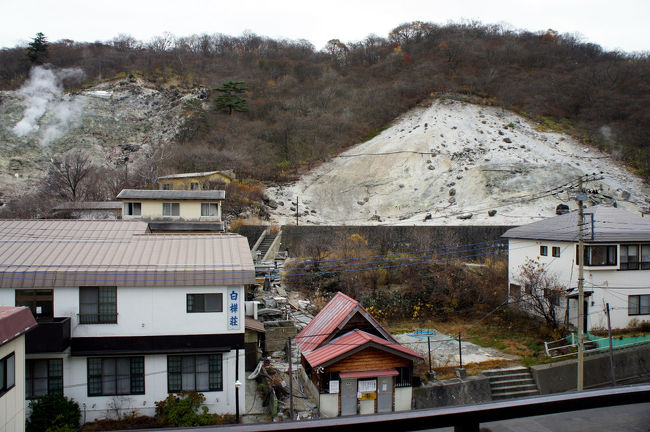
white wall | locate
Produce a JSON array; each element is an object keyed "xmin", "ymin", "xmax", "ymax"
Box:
[
  {"xmin": 508, "ymin": 239, "xmax": 650, "ymax": 330},
  {"xmin": 0, "ymin": 336, "xmax": 26, "ymax": 432},
  {"xmin": 0, "ymin": 285, "xmax": 245, "ymax": 338},
  {"xmin": 319, "ymin": 394, "xmax": 339, "ymax": 418},
  {"xmin": 64, "ymin": 349, "xmax": 244, "ymax": 422}
]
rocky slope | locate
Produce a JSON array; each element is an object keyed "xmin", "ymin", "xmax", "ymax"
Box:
[
  {"xmin": 0, "ymin": 67, "xmax": 207, "ymax": 201},
  {"xmin": 266, "ymin": 99, "xmax": 650, "ymax": 226}
]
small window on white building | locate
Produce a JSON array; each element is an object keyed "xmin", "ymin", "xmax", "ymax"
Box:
[
  {"xmin": 124, "ymin": 202, "xmax": 141, "ymax": 216},
  {"xmin": 201, "ymin": 203, "xmax": 219, "ymax": 217},
  {"xmin": 187, "ymin": 293, "xmax": 223, "ymax": 312},
  {"xmin": 629, "ymin": 295, "xmax": 650, "ymax": 316},
  {"xmin": 0, "ymin": 352, "xmax": 15, "ymax": 396},
  {"xmin": 540, "ymin": 246, "xmax": 548, "ymax": 256},
  {"xmin": 552, "ymin": 246, "xmax": 561, "ymax": 257},
  {"xmin": 162, "ymin": 202, "xmax": 180, "ymax": 217}
]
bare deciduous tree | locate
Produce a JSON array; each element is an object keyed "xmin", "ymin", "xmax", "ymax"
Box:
[
  {"xmin": 45, "ymin": 149, "xmax": 93, "ymax": 200},
  {"xmin": 516, "ymin": 259, "xmax": 567, "ymax": 329}
]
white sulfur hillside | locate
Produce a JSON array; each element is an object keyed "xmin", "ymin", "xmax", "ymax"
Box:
[{"xmin": 267, "ymin": 99, "xmax": 649, "ymax": 226}]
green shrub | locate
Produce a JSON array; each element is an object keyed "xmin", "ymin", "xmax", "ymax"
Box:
[
  {"xmin": 154, "ymin": 391, "xmax": 215, "ymax": 427},
  {"xmin": 27, "ymin": 394, "xmax": 80, "ymax": 432}
]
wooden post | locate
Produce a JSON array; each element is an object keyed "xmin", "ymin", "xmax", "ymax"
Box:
[
  {"xmin": 428, "ymin": 336, "xmax": 432, "ymax": 373},
  {"xmin": 606, "ymin": 303, "xmax": 616, "ymax": 386}
]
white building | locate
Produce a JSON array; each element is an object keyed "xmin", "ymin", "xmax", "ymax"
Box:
[
  {"xmin": 0, "ymin": 220, "xmax": 254, "ymax": 422},
  {"xmin": 502, "ymin": 205, "xmax": 650, "ymax": 331},
  {"xmin": 0, "ymin": 307, "xmax": 37, "ymax": 432}
]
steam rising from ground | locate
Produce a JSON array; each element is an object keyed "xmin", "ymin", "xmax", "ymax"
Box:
[{"xmin": 12, "ymin": 66, "xmax": 86, "ymax": 146}]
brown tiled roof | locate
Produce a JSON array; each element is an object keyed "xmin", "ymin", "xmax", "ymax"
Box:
[
  {"xmin": 245, "ymin": 317, "xmax": 265, "ymax": 333},
  {"xmin": 0, "ymin": 307, "xmax": 37, "ymax": 346},
  {"xmin": 0, "ymin": 220, "xmax": 255, "ymax": 287}
]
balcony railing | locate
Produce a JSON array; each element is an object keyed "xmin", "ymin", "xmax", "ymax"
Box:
[{"xmin": 25, "ymin": 317, "xmax": 71, "ymax": 354}]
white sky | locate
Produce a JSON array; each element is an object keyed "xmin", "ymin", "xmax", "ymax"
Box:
[{"xmin": 1, "ymin": 0, "xmax": 648, "ymax": 53}]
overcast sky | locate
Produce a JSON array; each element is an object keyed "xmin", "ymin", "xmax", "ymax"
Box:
[{"xmin": 1, "ymin": 0, "xmax": 648, "ymax": 53}]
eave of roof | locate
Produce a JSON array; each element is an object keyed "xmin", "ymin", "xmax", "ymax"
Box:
[
  {"xmin": 0, "ymin": 307, "xmax": 37, "ymax": 346},
  {"xmin": 501, "ymin": 205, "xmax": 650, "ymax": 243},
  {"xmin": 117, "ymin": 189, "xmax": 225, "ymax": 200},
  {"xmin": 303, "ymin": 329, "xmax": 423, "ymax": 368}
]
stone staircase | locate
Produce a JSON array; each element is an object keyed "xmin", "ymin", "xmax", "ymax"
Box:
[
  {"xmin": 484, "ymin": 367, "xmax": 539, "ymax": 400},
  {"xmin": 256, "ymin": 233, "xmax": 277, "ymax": 261}
]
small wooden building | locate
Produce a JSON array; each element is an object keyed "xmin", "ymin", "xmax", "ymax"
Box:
[{"xmin": 296, "ymin": 292, "xmax": 422, "ymax": 417}]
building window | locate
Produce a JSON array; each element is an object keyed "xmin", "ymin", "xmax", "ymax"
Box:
[
  {"xmin": 621, "ymin": 244, "xmax": 650, "ymax": 270},
  {"xmin": 124, "ymin": 202, "xmax": 141, "ymax": 216},
  {"xmin": 167, "ymin": 354, "xmax": 222, "ymax": 392},
  {"xmin": 79, "ymin": 286, "xmax": 117, "ymax": 324},
  {"xmin": 87, "ymin": 357, "xmax": 144, "ymax": 396},
  {"xmin": 321, "ymin": 371, "xmax": 339, "ymax": 394},
  {"xmin": 540, "ymin": 246, "xmax": 548, "ymax": 256},
  {"xmin": 15, "ymin": 289, "xmax": 53, "ymax": 320},
  {"xmin": 0, "ymin": 353, "xmax": 15, "ymax": 397},
  {"xmin": 577, "ymin": 245, "xmax": 617, "ymax": 266},
  {"xmin": 26, "ymin": 359, "xmax": 63, "ymax": 398},
  {"xmin": 160, "ymin": 183, "xmax": 172, "ymax": 190},
  {"xmin": 187, "ymin": 294, "xmax": 223, "ymax": 313},
  {"xmin": 629, "ymin": 295, "xmax": 650, "ymax": 316},
  {"xmin": 552, "ymin": 247, "xmax": 561, "ymax": 258},
  {"xmin": 162, "ymin": 202, "xmax": 180, "ymax": 217},
  {"xmin": 396, "ymin": 366, "xmax": 412, "ymax": 387},
  {"xmin": 190, "ymin": 182, "xmax": 200, "ymax": 190},
  {"xmin": 200, "ymin": 203, "xmax": 219, "ymax": 217}
]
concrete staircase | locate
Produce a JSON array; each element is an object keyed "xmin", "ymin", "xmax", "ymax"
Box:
[
  {"xmin": 484, "ymin": 367, "xmax": 539, "ymax": 400},
  {"xmin": 256, "ymin": 233, "xmax": 277, "ymax": 261}
]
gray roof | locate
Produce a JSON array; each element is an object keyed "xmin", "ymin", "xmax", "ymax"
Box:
[
  {"xmin": 117, "ymin": 189, "xmax": 225, "ymax": 200},
  {"xmin": 157, "ymin": 170, "xmax": 235, "ymax": 180},
  {"xmin": 53, "ymin": 201, "xmax": 123, "ymax": 211},
  {"xmin": 0, "ymin": 220, "xmax": 254, "ymax": 288},
  {"xmin": 502, "ymin": 205, "xmax": 650, "ymax": 243}
]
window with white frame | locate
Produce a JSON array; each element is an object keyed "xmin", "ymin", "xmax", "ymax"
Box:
[
  {"xmin": 26, "ymin": 359, "xmax": 63, "ymax": 398},
  {"xmin": 124, "ymin": 202, "xmax": 141, "ymax": 216},
  {"xmin": 629, "ymin": 295, "xmax": 650, "ymax": 316},
  {"xmin": 577, "ymin": 245, "xmax": 617, "ymax": 266},
  {"xmin": 162, "ymin": 202, "xmax": 180, "ymax": 217},
  {"xmin": 187, "ymin": 293, "xmax": 223, "ymax": 313},
  {"xmin": 0, "ymin": 352, "xmax": 15, "ymax": 397},
  {"xmin": 200, "ymin": 203, "xmax": 219, "ymax": 217},
  {"xmin": 87, "ymin": 357, "xmax": 144, "ymax": 396},
  {"xmin": 621, "ymin": 244, "xmax": 650, "ymax": 270},
  {"xmin": 167, "ymin": 354, "xmax": 222, "ymax": 392}
]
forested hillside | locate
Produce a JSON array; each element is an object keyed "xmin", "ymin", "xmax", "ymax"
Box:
[{"xmin": 1, "ymin": 21, "xmax": 649, "ymax": 183}]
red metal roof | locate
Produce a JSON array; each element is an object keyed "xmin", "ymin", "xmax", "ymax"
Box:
[
  {"xmin": 0, "ymin": 306, "xmax": 37, "ymax": 346},
  {"xmin": 296, "ymin": 292, "xmax": 398, "ymax": 354},
  {"xmin": 303, "ymin": 329, "xmax": 423, "ymax": 368},
  {"xmin": 339, "ymin": 369, "xmax": 399, "ymax": 379}
]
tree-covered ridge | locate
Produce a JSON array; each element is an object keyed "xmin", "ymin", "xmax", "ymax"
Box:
[{"xmin": 1, "ymin": 22, "xmax": 648, "ymax": 180}]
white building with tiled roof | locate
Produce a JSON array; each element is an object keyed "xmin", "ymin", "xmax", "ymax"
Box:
[
  {"xmin": 502, "ymin": 205, "xmax": 650, "ymax": 330},
  {"xmin": 0, "ymin": 220, "xmax": 254, "ymax": 422}
]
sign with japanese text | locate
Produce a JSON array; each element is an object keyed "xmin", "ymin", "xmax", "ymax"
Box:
[{"xmin": 227, "ymin": 288, "xmax": 241, "ymax": 330}]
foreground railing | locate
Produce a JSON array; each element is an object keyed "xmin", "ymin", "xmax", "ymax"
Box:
[
  {"xmin": 133, "ymin": 384, "xmax": 650, "ymax": 432},
  {"xmin": 545, "ymin": 333, "xmax": 650, "ymax": 358}
]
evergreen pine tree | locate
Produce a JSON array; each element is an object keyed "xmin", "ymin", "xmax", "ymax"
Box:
[
  {"xmin": 26, "ymin": 32, "xmax": 49, "ymax": 64},
  {"xmin": 214, "ymin": 81, "xmax": 248, "ymax": 115}
]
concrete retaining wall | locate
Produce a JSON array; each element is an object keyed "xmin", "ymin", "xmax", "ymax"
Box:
[
  {"xmin": 412, "ymin": 375, "xmax": 492, "ymax": 409},
  {"xmin": 264, "ymin": 321, "xmax": 298, "ymax": 352},
  {"xmin": 280, "ymin": 225, "xmax": 513, "ymax": 257},
  {"xmin": 531, "ymin": 343, "xmax": 650, "ymax": 394}
]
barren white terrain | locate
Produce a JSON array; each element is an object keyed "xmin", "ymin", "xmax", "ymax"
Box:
[{"xmin": 267, "ymin": 99, "xmax": 649, "ymax": 226}]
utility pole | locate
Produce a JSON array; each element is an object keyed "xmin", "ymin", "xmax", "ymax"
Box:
[
  {"xmin": 287, "ymin": 337, "xmax": 294, "ymax": 420},
  {"xmin": 606, "ymin": 303, "xmax": 616, "ymax": 386},
  {"xmin": 293, "ymin": 196, "xmax": 299, "ymax": 226},
  {"xmin": 577, "ymin": 177, "xmax": 585, "ymax": 391},
  {"xmin": 428, "ymin": 336, "xmax": 432, "ymax": 373},
  {"xmin": 458, "ymin": 333, "xmax": 463, "ymax": 369}
]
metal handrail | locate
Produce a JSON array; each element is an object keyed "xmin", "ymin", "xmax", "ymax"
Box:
[{"xmin": 150, "ymin": 384, "xmax": 650, "ymax": 432}]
